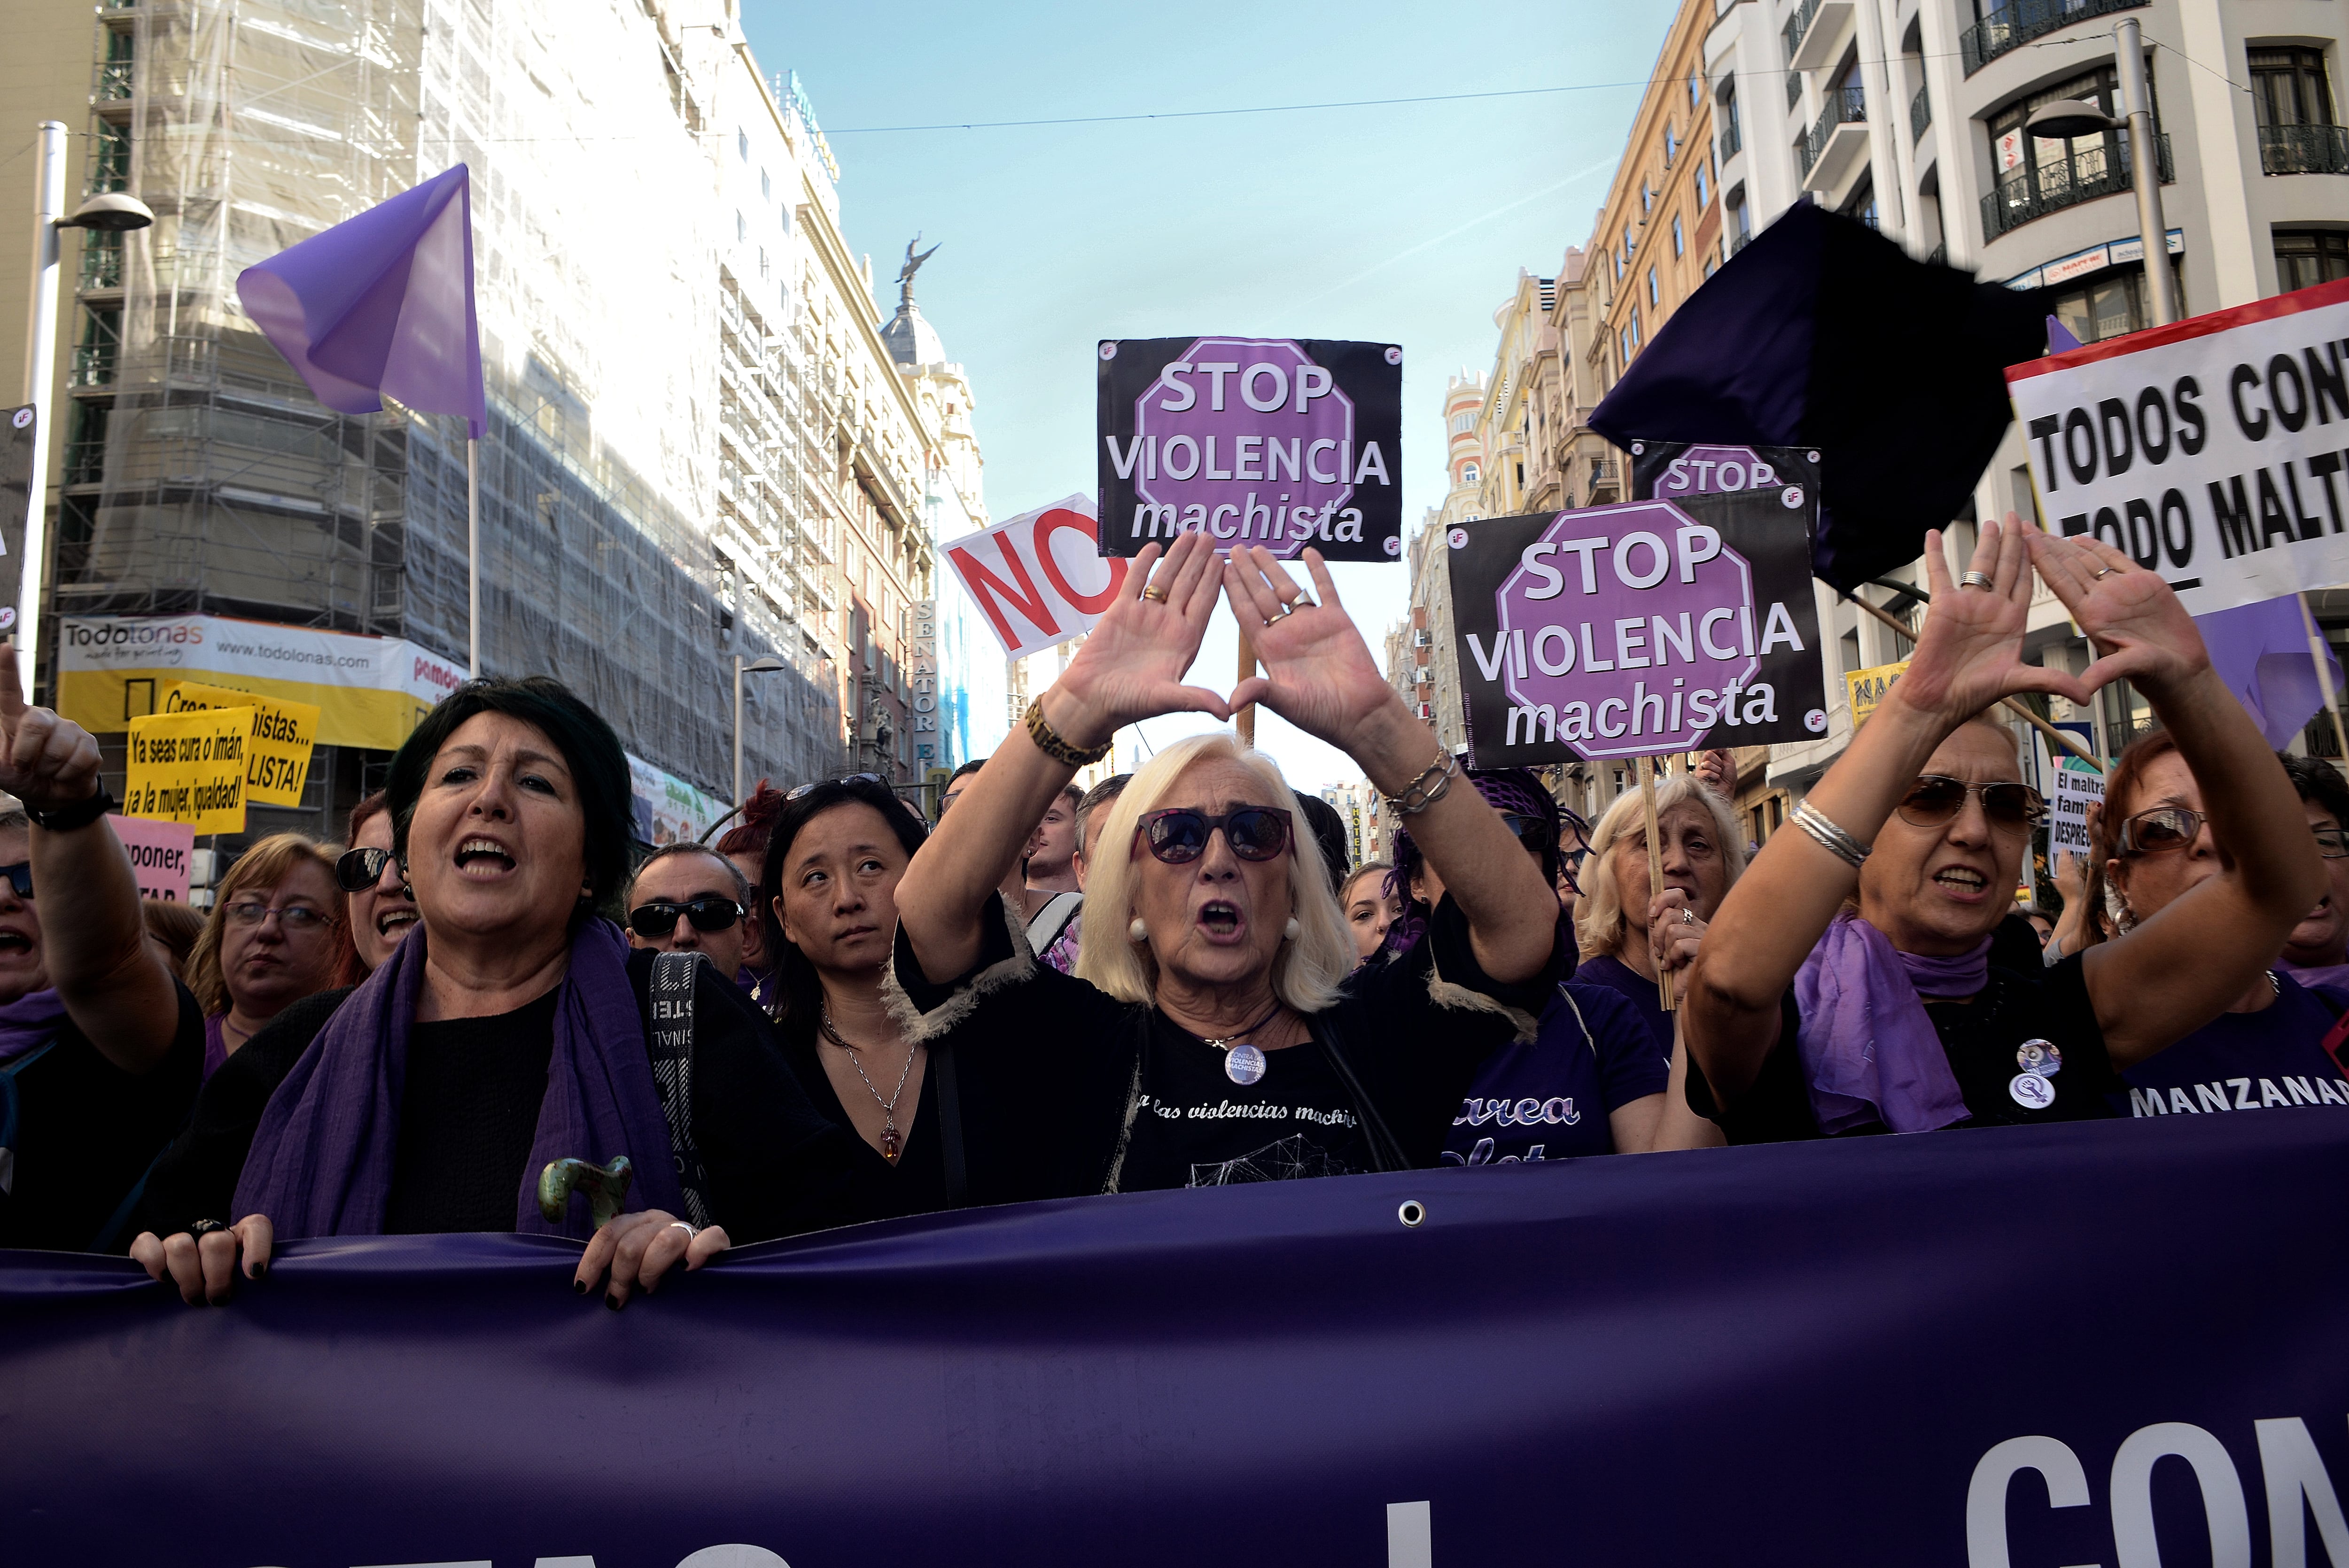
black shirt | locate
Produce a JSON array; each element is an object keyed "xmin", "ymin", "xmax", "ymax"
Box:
[
  {"xmin": 888, "ymin": 892, "xmax": 1563, "ymax": 1201},
  {"xmin": 1118, "ymin": 1009, "xmax": 1375, "ymax": 1189},
  {"xmin": 0, "ymin": 981, "xmax": 204, "ymax": 1252},
  {"xmin": 385, "ymin": 989, "xmax": 561, "ymax": 1234},
  {"xmin": 132, "ymin": 950, "xmax": 887, "ymax": 1245},
  {"xmin": 1686, "ymin": 953, "xmax": 2117, "ymax": 1143}
]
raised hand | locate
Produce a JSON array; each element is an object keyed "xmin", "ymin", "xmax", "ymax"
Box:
[
  {"xmin": 1223, "ymin": 546, "xmax": 1399, "ymax": 752},
  {"xmin": 1048, "ymin": 529, "xmax": 1231, "ymax": 746},
  {"xmin": 2023, "ymin": 519, "xmax": 2209, "ymax": 700},
  {"xmin": 0, "ymin": 643, "xmax": 101, "ymax": 813},
  {"xmin": 1893, "ymin": 515, "xmax": 2092, "ymax": 722}
]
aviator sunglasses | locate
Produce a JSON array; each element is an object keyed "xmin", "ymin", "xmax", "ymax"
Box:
[
  {"xmin": 1895, "ymin": 775, "xmax": 2047, "ymax": 832},
  {"xmin": 626, "ymin": 897, "xmax": 744, "ymax": 939},
  {"xmin": 1134, "ymin": 806, "xmax": 1293, "ymax": 865},
  {"xmin": 335, "ymin": 846, "xmax": 399, "ymax": 892}
]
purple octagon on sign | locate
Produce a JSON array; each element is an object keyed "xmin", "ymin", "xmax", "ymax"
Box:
[
  {"xmin": 1647, "ymin": 443, "xmax": 1792, "ymax": 500},
  {"xmin": 1135, "ymin": 338, "xmax": 1354, "ymax": 559},
  {"xmin": 1492, "ymin": 499, "xmax": 1759, "ymax": 759}
]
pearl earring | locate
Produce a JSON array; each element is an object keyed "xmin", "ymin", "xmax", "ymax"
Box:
[
  {"xmin": 1283, "ymin": 917, "xmax": 1300, "ymax": 940},
  {"xmin": 1128, "ymin": 917, "xmax": 1149, "ymax": 943}
]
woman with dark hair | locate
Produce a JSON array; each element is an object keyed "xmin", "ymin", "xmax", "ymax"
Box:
[
  {"xmin": 337, "ymin": 790, "xmax": 419, "ymax": 972},
  {"xmin": 2089, "ymin": 733, "xmax": 2349, "ymax": 1116},
  {"xmin": 1685, "ymin": 518, "xmax": 2325, "ymax": 1142},
  {"xmin": 713, "ymin": 780, "xmax": 786, "ymax": 994},
  {"xmin": 130, "ymin": 677, "xmax": 875, "ymax": 1305}
]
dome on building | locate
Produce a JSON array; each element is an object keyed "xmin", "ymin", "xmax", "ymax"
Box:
[{"xmin": 881, "ymin": 298, "xmax": 944, "ymax": 367}]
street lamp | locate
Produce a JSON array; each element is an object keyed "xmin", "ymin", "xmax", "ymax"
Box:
[
  {"xmin": 17, "ymin": 121, "xmax": 155, "ymax": 700},
  {"xmin": 2022, "ymin": 17, "xmax": 2176, "ymax": 327},
  {"xmin": 733, "ymin": 653, "xmax": 787, "ymax": 807}
]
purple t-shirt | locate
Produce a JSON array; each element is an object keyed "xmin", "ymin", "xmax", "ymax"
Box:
[
  {"xmin": 1440, "ymin": 980, "xmax": 1669, "ymax": 1165},
  {"xmin": 2115, "ymin": 970, "xmax": 2349, "ymax": 1118},
  {"xmin": 1569, "ymin": 952, "xmax": 1674, "ymax": 1056}
]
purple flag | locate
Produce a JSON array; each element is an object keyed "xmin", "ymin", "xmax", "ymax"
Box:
[
  {"xmin": 2196, "ymin": 592, "xmax": 2344, "ymax": 749},
  {"xmin": 2046, "ymin": 314, "xmax": 2083, "ymax": 352},
  {"xmin": 237, "ymin": 164, "xmax": 485, "ymax": 438}
]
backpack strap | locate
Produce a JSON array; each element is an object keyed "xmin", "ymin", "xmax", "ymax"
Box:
[
  {"xmin": 1025, "ymin": 891, "xmax": 1083, "ymax": 955},
  {"xmin": 647, "ymin": 952, "xmax": 713, "ymax": 1228}
]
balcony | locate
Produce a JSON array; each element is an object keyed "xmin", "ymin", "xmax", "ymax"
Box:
[
  {"xmin": 1787, "ymin": 71, "xmax": 1805, "ymax": 111},
  {"xmin": 1911, "ymin": 85, "xmax": 1931, "ymax": 142},
  {"xmin": 1782, "ymin": 0, "xmax": 1853, "ymax": 73},
  {"xmin": 1730, "ymin": 229, "xmax": 1753, "ymax": 256},
  {"xmin": 94, "ymin": 58, "xmax": 133, "ymax": 102},
  {"xmin": 70, "ymin": 342, "xmax": 116, "ymax": 388},
  {"xmin": 78, "ymin": 237, "xmax": 123, "ymax": 291},
  {"xmin": 1799, "ymin": 86, "xmax": 1869, "ymax": 192},
  {"xmin": 1979, "ymin": 133, "xmax": 2171, "ymax": 240},
  {"xmin": 1719, "ymin": 116, "xmax": 1742, "ymax": 161},
  {"xmin": 2261, "ymin": 123, "xmax": 2349, "ymax": 177},
  {"xmin": 1960, "ymin": 0, "xmax": 2146, "ymax": 77}
]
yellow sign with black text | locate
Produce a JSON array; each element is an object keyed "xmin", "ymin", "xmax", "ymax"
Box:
[
  {"xmin": 158, "ymin": 680, "xmax": 319, "ymax": 808},
  {"xmin": 124, "ymin": 709, "xmax": 249, "ymax": 833},
  {"xmin": 1845, "ymin": 660, "xmax": 1910, "ymax": 728}
]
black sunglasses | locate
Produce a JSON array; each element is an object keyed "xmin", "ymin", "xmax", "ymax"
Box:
[
  {"xmin": 335, "ymin": 846, "xmax": 398, "ymax": 893},
  {"xmin": 1500, "ymin": 812, "xmax": 1558, "ymax": 852},
  {"xmin": 1896, "ymin": 775, "xmax": 2047, "ymax": 831},
  {"xmin": 0, "ymin": 861, "xmax": 31, "ymax": 898},
  {"xmin": 1134, "ymin": 806, "xmax": 1293, "ymax": 864},
  {"xmin": 627, "ymin": 897, "xmax": 744, "ymax": 939}
]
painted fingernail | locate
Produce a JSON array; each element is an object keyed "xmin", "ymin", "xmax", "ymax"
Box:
[
  {"xmin": 605, "ymin": 1294, "xmax": 622, "ymax": 1311},
  {"xmin": 573, "ymin": 1278, "xmax": 588, "ymax": 1295}
]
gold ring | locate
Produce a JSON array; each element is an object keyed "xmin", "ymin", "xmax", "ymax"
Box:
[
  {"xmin": 2091, "ymin": 566, "xmax": 2121, "ymax": 580},
  {"xmin": 1141, "ymin": 583, "xmax": 1169, "ymax": 603}
]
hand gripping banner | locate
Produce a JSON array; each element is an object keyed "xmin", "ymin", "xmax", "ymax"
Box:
[{"xmin": 5, "ymin": 1113, "xmax": 2347, "ymax": 1567}]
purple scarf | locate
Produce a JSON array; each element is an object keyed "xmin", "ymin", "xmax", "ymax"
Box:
[
  {"xmin": 1793, "ymin": 913, "xmax": 1982, "ymax": 1135},
  {"xmin": 2280, "ymin": 956, "xmax": 2349, "ymax": 994},
  {"xmin": 233, "ymin": 918, "xmax": 684, "ymax": 1240},
  {"xmin": 0, "ymin": 987, "xmax": 68, "ymax": 1066}
]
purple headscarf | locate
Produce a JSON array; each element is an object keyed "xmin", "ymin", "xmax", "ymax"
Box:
[
  {"xmin": 2280, "ymin": 956, "xmax": 2349, "ymax": 993},
  {"xmin": 233, "ymin": 917, "xmax": 684, "ymax": 1239},
  {"xmin": 0, "ymin": 988, "xmax": 69, "ymax": 1066},
  {"xmin": 1793, "ymin": 912, "xmax": 1980, "ymax": 1134}
]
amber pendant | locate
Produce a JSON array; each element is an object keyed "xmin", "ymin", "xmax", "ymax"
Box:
[{"xmin": 880, "ymin": 1122, "xmax": 902, "ymax": 1164}]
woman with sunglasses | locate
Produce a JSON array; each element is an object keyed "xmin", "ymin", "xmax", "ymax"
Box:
[
  {"xmin": 2088, "ymin": 735, "xmax": 2349, "ymax": 1116},
  {"xmin": 185, "ymin": 833, "xmax": 357, "ymax": 1080},
  {"xmin": 887, "ymin": 533, "xmax": 1565, "ymax": 1199},
  {"xmin": 0, "ymin": 648, "xmax": 206, "ymax": 1252},
  {"xmin": 340, "ymin": 792, "xmax": 420, "ymax": 972},
  {"xmin": 1684, "ymin": 517, "xmax": 2323, "ymax": 1142}
]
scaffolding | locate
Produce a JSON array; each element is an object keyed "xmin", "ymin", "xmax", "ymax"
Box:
[{"xmin": 62, "ymin": 0, "xmax": 843, "ymax": 839}]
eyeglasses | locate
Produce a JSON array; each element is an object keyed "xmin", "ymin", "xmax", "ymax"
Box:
[
  {"xmin": 1895, "ymin": 776, "xmax": 2047, "ymax": 832},
  {"xmin": 787, "ymin": 773, "xmax": 887, "ymax": 801},
  {"xmin": 224, "ymin": 901, "xmax": 339, "ymax": 932},
  {"xmin": 1134, "ymin": 806, "xmax": 1293, "ymax": 864},
  {"xmin": 0, "ymin": 862, "xmax": 31, "ymax": 898},
  {"xmin": 1499, "ymin": 812, "xmax": 1558, "ymax": 852},
  {"xmin": 627, "ymin": 897, "xmax": 744, "ymax": 938},
  {"xmin": 2317, "ymin": 825, "xmax": 2349, "ymax": 860},
  {"xmin": 2116, "ymin": 805, "xmax": 2206, "ymax": 858},
  {"xmin": 336, "ymin": 846, "xmax": 397, "ymax": 892}
]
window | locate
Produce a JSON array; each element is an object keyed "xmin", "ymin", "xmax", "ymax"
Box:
[
  {"xmin": 1703, "ymin": 255, "xmax": 1718, "ymax": 280},
  {"xmin": 738, "ymin": 128, "xmax": 749, "ymax": 161},
  {"xmin": 1619, "ymin": 326, "xmax": 1633, "ymax": 363},
  {"xmin": 1986, "ymin": 66, "xmax": 2140, "ymax": 212},
  {"xmin": 1641, "ymin": 181, "xmax": 1654, "ymax": 213},
  {"xmin": 758, "ymin": 247, "xmax": 769, "ymax": 280},
  {"xmin": 2277, "ymin": 229, "xmax": 2349, "ymax": 291},
  {"xmin": 736, "ymin": 210, "xmax": 747, "ymax": 244},
  {"xmin": 1647, "ymin": 266, "xmax": 1659, "ymax": 306},
  {"xmin": 1672, "ymin": 215, "xmax": 1685, "ymax": 257},
  {"xmin": 2045, "ymin": 263, "xmax": 2180, "ymax": 344},
  {"xmin": 1624, "ymin": 225, "xmax": 1636, "ymax": 258},
  {"xmin": 1665, "ymin": 124, "xmax": 1680, "ymax": 166},
  {"xmin": 1462, "ymin": 462, "xmax": 1479, "ymax": 485},
  {"xmin": 761, "ymin": 168, "xmax": 772, "ymax": 200},
  {"xmin": 1695, "ymin": 161, "xmax": 1711, "ymax": 209},
  {"xmin": 1689, "ymin": 73, "xmax": 1702, "ymax": 109},
  {"xmin": 2251, "ymin": 47, "xmax": 2335, "ymax": 128},
  {"xmin": 1630, "ymin": 308, "xmax": 1642, "ymax": 350}
]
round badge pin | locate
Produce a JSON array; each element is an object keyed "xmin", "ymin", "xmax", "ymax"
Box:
[
  {"xmin": 1384, "ymin": 345, "xmax": 1403, "ymax": 365},
  {"xmin": 1384, "ymin": 535, "xmax": 1403, "ymax": 556},
  {"xmin": 1098, "ymin": 342, "xmax": 1117, "ymax": 360},
  {"xmin": 2016, "ymin": 1038, "xmax": 2062, "ymax": 1077},
  {"xmin": 2007, "ymin": 1071, "xmax": 2056, "ymax": 1110},
  {"xmin": 1224, "ymin": 1043, "xmax": 1267, "ymax": 1086}
]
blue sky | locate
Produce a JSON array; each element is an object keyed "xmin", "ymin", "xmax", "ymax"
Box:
[{"xmin": 741, "ymin": 0, "xmax": 1685, "ymax": 787}]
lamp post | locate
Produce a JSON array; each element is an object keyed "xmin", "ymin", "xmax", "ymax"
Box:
[
  {"xmin": 2024, "ymin": 17, "xmax": 2176, "ymax": 327},
  {"xmin": 733, "ymin": 653, "xmax": 786, "ymax": 807},
  {"xmin": 17, "ymin": 122, "xmax": 154, "ymax": 700}
]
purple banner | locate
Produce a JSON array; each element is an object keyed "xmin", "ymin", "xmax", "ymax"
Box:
[
  {"xmin": 6, "ymin": 1116, "xmax": 2349, "ymax": 1566},
  {"xmin": 1097, "ymin": 337, "xmax": 1402, "ymax": 561}
]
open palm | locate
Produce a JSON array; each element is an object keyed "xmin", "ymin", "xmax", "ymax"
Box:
[
  {"xmin": 1223, "ymin": 547, "xmax": 1395, "ymax": 749},
  {"xmin": 1896, "ymin": 516, "xmax": 2092, "ymax": 721},
  {"xmin": 2024, "ymin": 521, "xmax": 2208, "ymax": 699},
  {"xmin": 1051, "ymin": 529, "xmax": 1231, "ymax": 741}
]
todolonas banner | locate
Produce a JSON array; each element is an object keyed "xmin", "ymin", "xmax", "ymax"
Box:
[
  {"xmin": 6, "ymin": 1114, "xmax": 2349, "ymax": 1566},
  {"xmin": 2007, "ymin": 275, "xmax": 2349, "ymax": 617},
  {"xmin": 1096, "ymin": 337, "xmax": 1402, "ymax": 561},
  {"xmin": 1447, "ymin": 447, "xmax": 1826, "ymax": 767}
]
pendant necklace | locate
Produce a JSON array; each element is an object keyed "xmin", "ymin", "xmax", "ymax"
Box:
[
  {"xmin": 820, "ymin": 1004, "xmax": 919, "ymax": 1164},
  {"xmin": 1201, "ymin": 1003, "xmax": 1284, "ymax": 1086}
]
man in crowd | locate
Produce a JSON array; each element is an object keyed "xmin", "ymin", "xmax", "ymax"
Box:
[
  {"xmin": 622, "ymin": 843, "xmax": 753, "ymax": 982},
  {"xmin": 1022, "ymin": 783, "xmax": 1085, "ymax": 964}
]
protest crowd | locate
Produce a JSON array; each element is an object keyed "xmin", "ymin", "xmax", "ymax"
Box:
[{"xmin": 0, "ymin": 517, "xmax": 2342, "ymax": 1309}]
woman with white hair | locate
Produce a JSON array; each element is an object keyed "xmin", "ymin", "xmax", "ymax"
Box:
[
  {"xmin": 1573, "ymin": 775, "xmax": 1748, "ymax": 1057},
  {"xmin": 889, "ymin": 534, "xmax": 1564, "ymax": 1194}
]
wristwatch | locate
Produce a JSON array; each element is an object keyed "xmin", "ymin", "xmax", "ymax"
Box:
[{"xmin": 24, "ymin": 785, "xmax": 117, "ymax": 833}]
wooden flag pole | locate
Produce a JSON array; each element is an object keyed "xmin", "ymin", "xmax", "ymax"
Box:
[
  {"xmin": 1235, "ymin": 626, "xmax": 1258, "ymax": 749},
  {"xmin": 2298, "ymin": 592, "xmax": 2349, "ymax": 761},
  {"xmin": 1638, "ymin": 754, "xmax": 1676, "ymax": 1012},
  {"xmin": 1846, "ymin": 591, "xmax": 2102, "ymax": 773}
]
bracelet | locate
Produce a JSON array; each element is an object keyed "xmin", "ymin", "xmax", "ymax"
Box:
[
  {"xmin": 1387, "ymin": 750, "xmax": 1459, "ymax": 817},
  {"xmin": 1789, "ymin": 800, "xmax": 1870, "ymax": 869},
  {"xmin": 24, "ymin": 785, "xmax": 117, "ymax": 834},
  {"xmin": 1024, "ymin": 696, "xmax": 1112, "ymax": 768}
]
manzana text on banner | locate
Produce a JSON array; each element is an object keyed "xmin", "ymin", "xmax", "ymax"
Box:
[{"xmin": 942, "ymin": 494, "xmax": 1127, "ymax": 660}]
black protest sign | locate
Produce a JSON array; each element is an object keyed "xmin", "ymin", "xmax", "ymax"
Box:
[
  {"xmin": 1445, "ymin": 486, "xmax": 1827, "ymax": 768},
  {"xmin": 1097, "ymin": 337, "xmax": 1402, "ymax": 562}
]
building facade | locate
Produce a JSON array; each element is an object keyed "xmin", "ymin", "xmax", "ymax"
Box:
[{"xmin": 0, "ymin": 0, "xmax": 987, "ymax": 854}]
